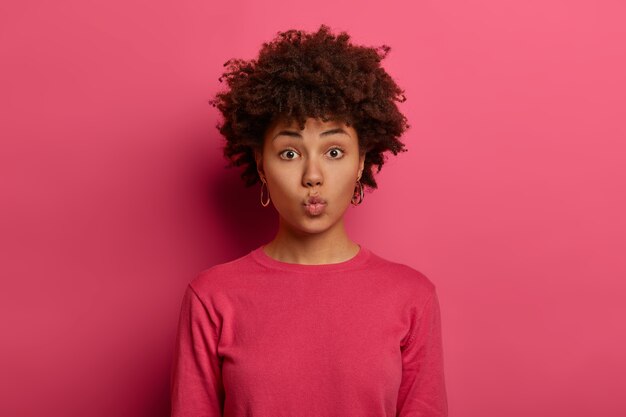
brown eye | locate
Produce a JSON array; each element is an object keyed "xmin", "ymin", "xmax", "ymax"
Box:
[
  {"xmin": 279, "ymin": 149, "xmax": 298, "ymax": 160},
  {"xmin": 327, "ymin": 147, "xmax": 345, "ymax": 159}
]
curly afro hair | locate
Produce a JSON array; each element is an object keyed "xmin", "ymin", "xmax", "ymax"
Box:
[{"xmin": 209, "ymin": 24, "xmax": 410, "ymax": 191}]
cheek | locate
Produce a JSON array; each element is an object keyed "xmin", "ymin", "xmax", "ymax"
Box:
[
  {"xmin": 339, "ymin": 178, "xmax": 358, "ymax": 203},
  {"xmin": 266, "ymin": 170, "xmax": 298, "ymax": 203},
  {"xmin": 328, "ymin": 170, "xmax": 359, "ymax": 206}
]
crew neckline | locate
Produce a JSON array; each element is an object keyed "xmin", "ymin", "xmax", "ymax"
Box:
[{"xmin": 250, "ymin": 244, "xmax": 371, "ymax": 273}]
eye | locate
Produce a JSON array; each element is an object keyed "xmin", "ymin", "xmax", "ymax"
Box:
[
  {"xmin": 279, "ymin": 149, "xmax": 299, "ymax": 160},
  {"xmin": 327, "ymin": 147, "xmax": 345, "ymax": 159}
]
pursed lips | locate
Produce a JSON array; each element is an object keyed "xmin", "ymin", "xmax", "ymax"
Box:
[{"xmin": 304, "ymin": 196, "xmax": 326, "ymax": 206}]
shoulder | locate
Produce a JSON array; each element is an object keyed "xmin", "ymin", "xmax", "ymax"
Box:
[
  {"xmin": 189, "ymin": 249, "xmax": 259, "ymax": 297},
  {"xmin": 367, "ymin": 249, "xmax": 437, "ymax": 299}
]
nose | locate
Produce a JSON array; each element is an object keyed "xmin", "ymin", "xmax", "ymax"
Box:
[{"xmin": 302, "ymin": 156, "xmax": 323, "ymax": 188}]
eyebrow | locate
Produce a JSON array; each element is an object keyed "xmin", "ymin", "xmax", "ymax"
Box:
[{"xmin": 272, "ymin": 128, "xmax": 351, "ymax": 141}]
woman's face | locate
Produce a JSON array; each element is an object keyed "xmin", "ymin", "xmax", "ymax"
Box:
[{"xmin": 255, "ymin": 116, "xmax": 365, "ymax": 236}]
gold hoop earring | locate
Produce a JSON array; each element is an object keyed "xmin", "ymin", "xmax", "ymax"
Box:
[
  {"xmin": 351, "ymin": 180, "xmax": 364, "ymax": 206},
  {"xmin": 260, "ymin": 179, "xmax": 271, "ymax": 207}
]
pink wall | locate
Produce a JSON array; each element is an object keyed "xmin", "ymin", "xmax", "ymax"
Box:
[{"xmin": 1, "ymin": 1, "xmax": 625, "ymax": 416}]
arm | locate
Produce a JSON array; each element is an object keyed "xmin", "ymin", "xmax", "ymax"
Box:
[
  {"xmin": 396, "ymin": 291, "xmax": 449, "ymax": 417},
  {"xmin": 170, "ymin": 284, "xmax": 224, "ymax": 417}
]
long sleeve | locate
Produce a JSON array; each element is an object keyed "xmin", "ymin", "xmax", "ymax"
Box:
[
  {"xmin": 396, "ymin": 290, "xmax": 448, "ymax": 417},
  {"xmin": 170, "ymin": 284, "xmax": 224, "ymax": 417}
]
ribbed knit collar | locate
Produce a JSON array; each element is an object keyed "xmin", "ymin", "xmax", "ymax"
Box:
[{"xmin": 250, "ymin": 244, "xmax": 372, "ymax": 273}]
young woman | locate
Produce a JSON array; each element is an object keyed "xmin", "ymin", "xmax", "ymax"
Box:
[{"xmin": 170, "ymin": 25, "xmax": 448, "ymax": 417}]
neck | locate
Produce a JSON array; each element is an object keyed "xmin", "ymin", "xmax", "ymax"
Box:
[{"xmin": 262, "ymin": 216, "xmax": 360, "ymax": 265}]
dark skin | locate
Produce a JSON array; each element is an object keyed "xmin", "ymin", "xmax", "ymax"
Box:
[{"xmin": 254, "ymin": 116, "xmax": 366, "ymax": 265}]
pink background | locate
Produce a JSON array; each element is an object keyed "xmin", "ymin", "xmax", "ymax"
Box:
[{"xmin": 1, "ymin": 1, "xmax": 625, "ymax": 416}]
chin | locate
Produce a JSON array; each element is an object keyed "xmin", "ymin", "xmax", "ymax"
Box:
[
  {"xmin": 281, "ymin": 215, "xmax": 333, "ymax": 235},
  {"xmin": 297, "ymin": 216, "xmax": 329, "ymax": 229}
]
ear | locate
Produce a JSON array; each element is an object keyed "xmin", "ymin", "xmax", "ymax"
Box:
[
  {"xmin": 357, "ymin": 151, "xmax": 366, "ymax": 181},
  {"xmin": 254, "ymin": 149, "xmax": 265, "ymax": 181}
]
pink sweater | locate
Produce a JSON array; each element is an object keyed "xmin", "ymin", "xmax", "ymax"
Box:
[{"xmin": 170, "ymin": 244, "xmax": 448, "ymax": 417}]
